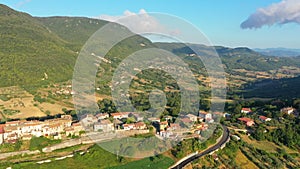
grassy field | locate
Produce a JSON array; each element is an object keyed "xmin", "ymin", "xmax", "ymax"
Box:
[
  {"xmin": 2, "ymin": 144, "xmax": 174, "ymax": 169},
  {"xmin": 235, "ymin": 150, "xmax": 259, "ymax": 169},
  {"xmin": 2, "ymin": 145, "xmax": 125, "ymax": 169},
  {"xmin": 108, "ymin": 156, "xmax": 174, "ymax": 169},
  {"xmin": 29, "ymin": 136, "xmax": 62, "ymax": 151},
  {"xmin": 0, "ymin": 140, "xmax": 30, "ymax": 153},
  {"xmin": 240, "ymin": 135, "xmax": 296, "ymax": 153}
]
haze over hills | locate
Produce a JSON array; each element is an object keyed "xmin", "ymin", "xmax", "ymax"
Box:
[
  {"xmin": 155, "ymin": 43, "xmax": 300, "ymax": 71},
  {"xmin": 254, "ymin": 48, "xmax": 300, "ymax": 57},
  {"xmin": 0, "ymin": 4, "xmax": 300, "ymax": 98}
]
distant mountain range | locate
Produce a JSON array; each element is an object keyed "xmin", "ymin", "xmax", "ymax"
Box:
[{"xmin": 254, "ymin": 48, "xmax": 300, "ymax": 57}]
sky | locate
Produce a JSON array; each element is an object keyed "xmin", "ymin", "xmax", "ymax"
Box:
[{"xmin": 1, "ymin": 0, "xmax": 300, "ymax": 48}]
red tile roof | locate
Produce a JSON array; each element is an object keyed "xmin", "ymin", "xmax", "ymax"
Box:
[
  {"xmin": 100, "ymin": 119, "xmax": 112, "ymax": 125},
  {"xmin": 72, "ymin": 122, "xmax": 82, "ymax": 126},
  {"xmin": 259, "ymin": 116, "xmax": 269, "ymax": 121},
  {"xmin": 123, "ymin": 123, "xmax": 135, "ymax": 127},
  {"xmin": 96, "ymin": 113, "xmax": 108, "ymax": 117},
  {"xmin": 238, "ymin": 117, "xmax": 253, "ymax": 122},
  {"xmin": 180, "ymin": 118, "xmax": 192, "ymax": 123},
  {"xmin": 160, "ymin": 121, "xmax": 168, "ymax": 125},
  {"xmin": 5, "ymin": 121, "xmax": 20, "ymax": 125},
  {"xmin": 135, "ymin": 122, "xmax": 146, "ymax": 127},
  {"xmin": 242, "ymin": 108, "xmax": 251, "ymax": 112},
  {"xmin": 111, "ymin": 113, "xmax": 122, "ymax": 116},
  {"xmin": 170, "ymin": 123, "xmax": 180, "ymax": 128}
]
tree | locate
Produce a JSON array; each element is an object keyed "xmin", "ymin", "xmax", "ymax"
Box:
[
  {"xmin": 252, "ymin": 125, "xmax": 266, "ymax": 141},
  {"xmin": 234, "ymin": 104, "xmax": 242, "ymax": 114},
  {"xmin": 62, "ymin": 108, "xmax": 68, "ymax": 113},
  {"xmin": 97, "ymin": 99, "xmax": 117, "ymax": 113},
  {"xmin": 45, "ymin": 110, "xmax": 51, "ymax": 116}
]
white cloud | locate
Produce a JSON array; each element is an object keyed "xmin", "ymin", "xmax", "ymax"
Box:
[
  {"xmin": 241, "ymin": 0, "xmax": 300, "ymax": 29},
  {"xmin": 15, "ymin": 0, "xmax": 31, "ymax": 8},
  {"xmin": 96, "ymin": 9, "xmax": 170, "ymax": 35}
]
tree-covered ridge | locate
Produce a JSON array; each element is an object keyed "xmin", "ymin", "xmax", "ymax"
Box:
[
  {"xmin": 36, "ymin": 16, "xmax": 108, "ymax": 50},
  {"xmin": 0, "ymin": 4, "xmax": 76, "ymax": 89},
  {"xmin": 155, "ymin": 42, "xmax": 300, "ymax": 72},
  {"xmin": 242, "ymin": 76, "xmax": 300, "ymax": 98}
]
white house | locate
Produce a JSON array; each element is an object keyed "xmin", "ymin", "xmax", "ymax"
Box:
[
  {"xmin": 94, "ymin": 120, "xmax": 114, "ymax": 132},
  {"xmin": 96, "ymin": 113, "xmax": 109, "ymax": 120},
  {"xmin": 241, "ymin": 108, "xmax": 252, "ymax": 114},
  {"xmin": 5, "ymin": 121, "xmax": 21, "ymax": 127},
  {"xmin": 110, "ymin": 112, "xmax": 130, "ymax": 119},
  {"xmin": 80, "ymin": 114, "xmax": 98, "ymax": 127},
  {"xmin": 134, "ymin": 122, "xmax": 147, "ymax": 130},
  {"xmin": 281, "ymin": 107, "xmax": 295, "ymax": 115},
  {"xmin": 199, "ymin": 111, "xmax": 212, "ymax": 120},
  {"xmin": 123, "ymin": 123, "xmax": 136, "ymax": 130},
  {"xmin": 21, "ymin": 121, "xmax": 43, "ymax": 137},
  {"xmin": 185, "ymin": 114, "xmax": 198, "ymax": 122},
  {"xmin": 259, "ymin": 116, "xmax": 271, "ymax": 122}
]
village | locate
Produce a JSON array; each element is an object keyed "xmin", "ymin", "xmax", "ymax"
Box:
[
  {"xmin": 0, "ymin": 109, "xmax": 221, "ymax": 146},
  {"xmin": 0, "ymin": 106, "xmax": 297, "ymax": 146},
  {"xmin": 234, "ymin": 107, "xmax": 298, "ymax": 128}
]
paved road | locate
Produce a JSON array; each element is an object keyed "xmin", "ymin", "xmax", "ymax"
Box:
[{"xmin": 170, "ymin": 125, "xmax": 230, "ymax": 169}]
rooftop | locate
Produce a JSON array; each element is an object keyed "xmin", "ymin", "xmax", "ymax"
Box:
[{"xmin": 238, "ymin": 117, "xmax": 254, "ymax": 122}]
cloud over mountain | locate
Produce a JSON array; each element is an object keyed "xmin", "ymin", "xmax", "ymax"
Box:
[
  {"xmin": 97, "ymin": 9, "xmax": 166, "ymax": 34},
  {"xmin": 241, "ymin": 0, "xmax": 300, "ymax": 29}
]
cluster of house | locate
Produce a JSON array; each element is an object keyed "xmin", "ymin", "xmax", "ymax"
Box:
[
  {"xmin": 237, "ymin": 107, "xmax": 272, "ymax": 127},
  {"xmin": 53, "ymin": 84, "xmax": 75, "ymax": 95},
  {"xmin": 236, "ymin": 107, "xmax": 297, "ymax": 127},
  {"xmin": 80, "ymin": 112, "xmax": 147, "ymax": 133},
  {"xmin": 156, "ymin": 112, "xmax": 214, "ymax": 139},
  {"xmin": 0, "ymin": 115, "xmax": 84, "ymax": 144},
  {"xmin": 80, "ymin": 110, "xmax": 216, "ymax": 140},
  {"xmin": 0, "ymin": 107, "xmax": 243, "ymax": 145}
]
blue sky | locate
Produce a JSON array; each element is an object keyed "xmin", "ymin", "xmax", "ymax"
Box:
[{"xmin": 1, "ymin": 0, "xmax": 300, "ymax": 48}]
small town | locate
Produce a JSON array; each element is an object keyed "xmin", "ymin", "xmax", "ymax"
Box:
[
  {"xmin": 0, "ymin": 106, "xmax": 297, "ymax": 146},
  {"xmin": 0, "ymin": 110, "xmax": 216, "ymax": 145}
]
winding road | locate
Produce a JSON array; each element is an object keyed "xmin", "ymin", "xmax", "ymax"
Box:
[{"xmin": 170, "ymin": 125, "xmax": 230, "ymax": 169}]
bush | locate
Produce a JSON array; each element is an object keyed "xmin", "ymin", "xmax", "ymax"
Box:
[
  {"xmin": 45, "ymin": 110, "xmax": 51, "ymax": 116},
  {"xmin": 29, "ymin": 136, "xmax": 61, "ymax": 151},
  {"xmin": 33, "ymin": 95, "xmax": 46, "ymax": 103}
]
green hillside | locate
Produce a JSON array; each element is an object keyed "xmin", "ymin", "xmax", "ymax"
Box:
[
  {"xmin": 0, "ymin": 4, "xmax": 155, "ymax": 92},
  {"xmin": 215, "ymin": 46, "xmax": 300, "ymax": 71},
  {"xmin": 37, "ymin": 16, "xmax": 108, "ymax": 50},
  {"xmin": 242, "ymin": 76, "xmax": 300, "ymax": 98},
  {"xmin": 0, "ymin": 4, "xmax": 76, "ymax": 89}
]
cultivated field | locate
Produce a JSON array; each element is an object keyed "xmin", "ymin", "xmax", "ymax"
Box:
[
  {"xmin": 240, "ymin": 135, "xmax": 296, "ymax": 154},
  {"xmin": 0, "ymin": 86, "xmax": 73, "ymax": 119},
  {"xmin": 235, "ymin": 150, "xmax": 259, "ymax": 169}
]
